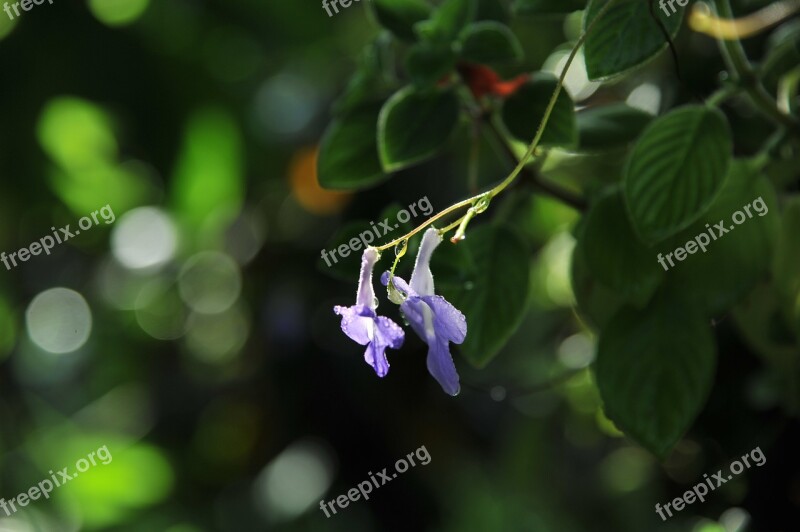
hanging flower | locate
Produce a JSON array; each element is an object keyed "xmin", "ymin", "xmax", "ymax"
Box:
[
  {"xmin": 382, "ymin": 228, "xmax": 467, "ymax": 396},
  {"xmin": 334, "ymin": 247, "xmax": 404, "ymax": 377}
]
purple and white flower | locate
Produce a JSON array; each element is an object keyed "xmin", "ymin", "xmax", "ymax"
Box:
[
  {"xmin": 382, "ymin": 228, "xmax": 467, "ymax": 396},
  {"xmin": 334, "ymin": 247, "xmax": 404, "ymax": 377}
]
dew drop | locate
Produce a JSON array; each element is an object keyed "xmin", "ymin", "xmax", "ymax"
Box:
[{"xmin": 395, "ymin": 239, "xmax": 408, "ymax": 258}]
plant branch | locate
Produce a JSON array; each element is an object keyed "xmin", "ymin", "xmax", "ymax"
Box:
[
  {"xmin": 711, "ymin": 0, "xmax": 800, "ymax": 133},
  {"xmin": 483, "ymin": 116, "xmax": 588, "ymax": 211}
]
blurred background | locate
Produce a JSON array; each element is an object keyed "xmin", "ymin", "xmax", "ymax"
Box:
[{"xmin": 0, "ymin": 0, "xmax": 797, "ymax": 530}]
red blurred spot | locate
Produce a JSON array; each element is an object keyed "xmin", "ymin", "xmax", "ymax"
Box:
[{"xmin": 458, "ymin": 64, "xmax": 529, "ymax": 100}]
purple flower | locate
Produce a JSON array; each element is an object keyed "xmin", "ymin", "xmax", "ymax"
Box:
[
  {"xmin": 334, "ymin": 248, "xmax": 404, "ymax": 377},
  {"xmin": 382, "ymin": 228, "xmax": 467, "ymax": 396}
]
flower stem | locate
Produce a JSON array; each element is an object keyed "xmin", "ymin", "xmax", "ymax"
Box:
[
  {"xmin": 712, "ymin": 0, "xmax": 800, "ymax": 132},
  {"xmin": 484, "ymin": 116, "xmax": 587, "ymax": 210},
  {"xmin": 706, "ymin": 85, "xmax": 736, "ymax": 107},
  {"xmin": 486, "ymin": 0, "xmax": 615, "ymax": 200},
  {"xmin": 374, "ymin": 0, "xmax": 620, "ymax": 252}
]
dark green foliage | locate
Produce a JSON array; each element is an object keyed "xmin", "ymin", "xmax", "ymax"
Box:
[
  {"xmin": 372, "ymin": 0, "xmax": 433, "ymax": 41},
  {"xmin": 576, "ymin": 103, "xmax": 653, "ymax": 150},
  {"xmin": 624, "ymin": 106, "xmax": 733, "ymax": 243},
  {"xmin": 500, "ymin": 73, "xmax": 577, "ymax": 147},
  {"xmin": 432, "ymin": 225, "xmax": 530, "ymax": 367},
  {"xmin": 378, "ymin": 87, "xmax": 461, "ymax": 171},
  {"xmin": 596, "ymin": 294, "xmax": 717, "ymax": 459},
  {"xmin": 459, "ymin": 21, "xmax": 523, "ymax": 65},
  {"xmin": 583, "ymin": 0, "xmax": 683, "ymax": 80},
  {"xmin": 319, "ymin": 103, "xmax": 387, "ymax": 190},
  {"xmin": 319, "ymin": 0, "xmax": 800, "ymax": 462}
]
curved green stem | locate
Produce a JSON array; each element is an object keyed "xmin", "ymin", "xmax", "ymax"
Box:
[
  {"xmin": 706, "ymin": 85, "xmax": 737, "ymax": 107},
  {"xmin": 374, "ymin": 194, "xmax": 482, "ymax": 251},
  {"xmin": 375, "ymin": 0, "xmax": 620, "ymax": 252},
  {"xmin": 486, "ymin": 1, "xmax": 615, "ymax": 199}
]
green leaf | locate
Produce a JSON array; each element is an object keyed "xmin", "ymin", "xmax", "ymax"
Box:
[
  {"xmin": 405, "ymin": 41, "xmax": 457, "ymax": 87},
  {"xmin": 415, "ymin": 0, "xmax": 476, "ymax": 42},
  {"xmin": 378, "ymin": 86, "xmax": 461, "ymax": 172},
  {"xmin": 512, "ymin": 0, "xmax": 586, "ymax": 16},
  {"xmin": 583, "ymin": 0, "xmax": 684, "ymax": 80},
  {"xmin": 596, "ymin": 295, "xmax": 717, "ymax": 458},
  {"xmin": 571, "ymin": 232, "xmax": 625, "ymax": 330},
  {"xmin": 580, "ymin": 190, "xmax": 663, "ymax": 305},
  {"xmin": 460, "ymin": 21, "xmax": 523, "ymax": 65},
  {"xmin": 660, "ymin": 160, "xmax": 780, "ymax": 316},
  {"xmin": 624, "ymin": 105, "xmax": 732, "ymax": 243},
  {"xmin": 576, "ymin": 103, "xmax": 653, "ymax": 151},
  {"xmin": 476, "ymin": 0, "xmax": 509, "ymax": 22},
  {"xmin": 432, "ymin": 225, "xmax": 530, "ymax": 367},
  {"xmin": 500, "ymin": 73, "xmax": 576, "ymax": 148},
  {"xmin": 372, "ymin": 0, "xmax": 433, "ymax": 41},
  {"xmin": 333, "ymin": 40, "xmax": 395, "ymax": 116},
  {"xmin": 318, "ymin": 103, "xmax": 387, "ymax": 190}
]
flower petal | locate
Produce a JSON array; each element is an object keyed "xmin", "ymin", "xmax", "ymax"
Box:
[
  {"xmin": 426, "ymin": 337, "xmax": 460, "ymax": 396},
  {"xmin": 364, "ymin": 340, "xmax": 390, "ymax": 377},
  {"xmin": 334, "ymin": 304, "xmax": 375, "ymax": 345},
  {"xmin": 409, "ymin": 228, "xmax": 442, "ymax": 297},
  {"xmin": 375, "ymin": 315, "xmax": 405, "ymax": 350},
  {"xmin": 363, "ymin": 316, "xmax": 405, "ymax": 377},
  {"xmin": 420, "ymin": 295, "xmax": 467, "ymax": 344},
  {"xmin": 356, "ymin": 248, "xmax": 380, "ymax": 308}
]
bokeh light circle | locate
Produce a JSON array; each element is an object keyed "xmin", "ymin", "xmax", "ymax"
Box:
[
  {"xmin": 178, "ymin": 252, "xmax": 241, "ymax": 314},
  {"xmin": 112, "ymin": 207, "xmax": 178, "ymax": 270},
  {"xmin": 254, "ymin": 440, "xmax": 335, "ymax": 522},
  {"xmin": 25, "ymin": 288, "xmax": 92, "ymax": 354},
  {"xmin": 185, "ymin": 307, "xmax": 249, "ymax": 364},
  {"xmin": 88, "ymin": 0, "xmax": 150, "ymax": 27}
]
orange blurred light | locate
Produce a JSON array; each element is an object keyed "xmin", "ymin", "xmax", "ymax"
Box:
[{"xmin": 289, "ymin": 147, "xmax": 351, "ymax": 216}]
